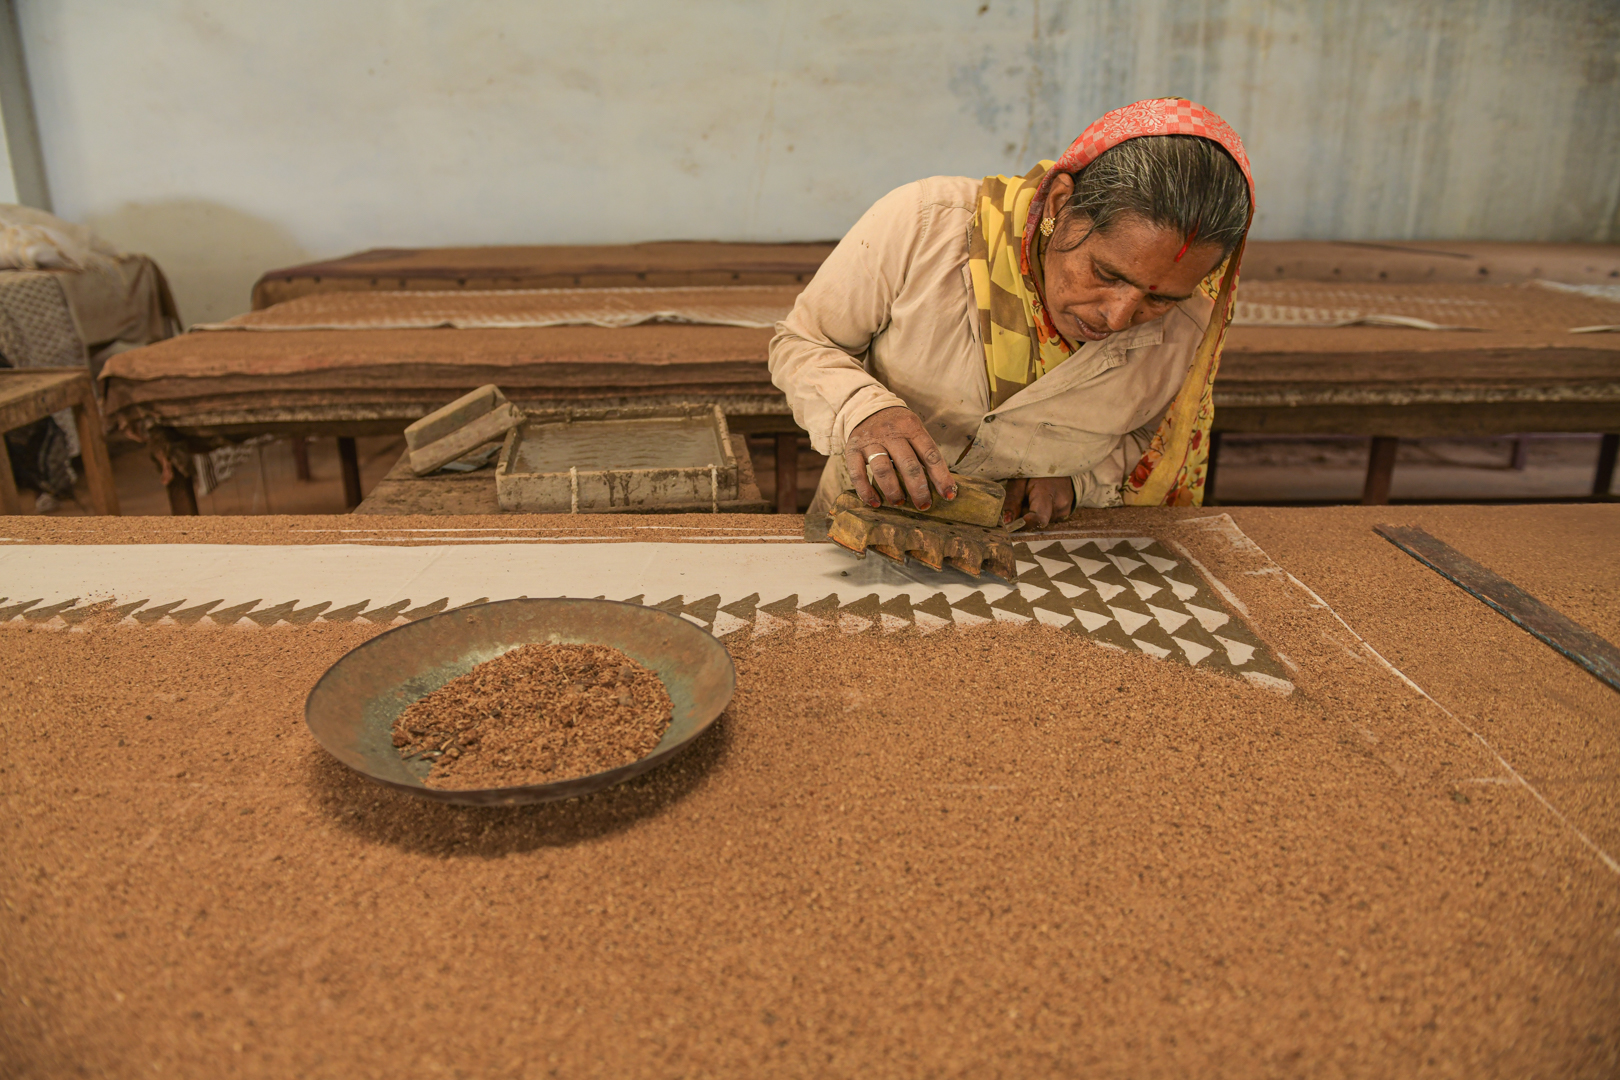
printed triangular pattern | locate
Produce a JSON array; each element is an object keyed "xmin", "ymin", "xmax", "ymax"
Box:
[
  {"xmin": 682, "ymin": 593, "xmax": 721, "ymax": 626},
  {"xmin": 1049, "ymin": 564, "xmax": 1093, "ymax": 590},
  {"xmin": 321, "ymin": 600, "xmax": 372, "ymax": 622},
  {"xmin": 58, "ymin": 601, "xmax": 119, "ymax": 625},
  {"xmin": 0, "ymin": 598, "xmax": 43, "ymax": 620},
  {"xmin": 246, "ymin": 600, "xmax": 300, "ymax": 626},
  {"xmin": 286, "ymin": 602, "xmax": 334, "ymax": 625},
  {"xmin": 710, "ymin": 609, "xmax": 752, "ymax": 638},
  {"xmin": 720, "ymin": 593, "xmax": 760, "ymax": 619},
  {"xmin": 1030, "ymin": 540, "xmax": 1072, "ymax": 563},
  {"xmin": 1079, "ymin": 616, "xmax": 1137, "ymax": 651},
  {"xmin": 951, "ymin": 592, "xmax": 995, "ymax": 622},
  {"xmin": 1029, "ymin": 586, "xmax": 1081, "ymax": 617},
  {"xmin": 212, "ymin": 599, "xmax": 270, "ymax": 626},
  {"xmin": 759, "ymin": 594, "xmax": 800, "ymax": 616},
  {"xmin": 1084, "ymin": 558, "xmax": 1134, "ymax": 593},
  {"xmin": 1066, "ymin": 541, "xmax": 1112, "ymax": 577},
  {"xmin": 840, "ymin": 593, "xmax": 880, "ymax": 617},
  {"xmin": 364, "ymin": 599, "xmax": 412, "ymax": 622},
  {"xmin": 132, "ymin": 600, "xmax": 184, "ymax": 624},
  {"xmin": 1169, "ymin": 619, "xmax": 1231, "ymax": 670},
  {"xmin": 990, "ymin": 590, "xmax": 1035, "ymax": 620},
  {"xmin": 1163, "ymin": 575, "xmax": 1202, "ymax": 603},
  {"xmin": 1067, "ymin": 587, "xmax": 1115, "ymax": 621},
  {"xmin": 799, "ymin": 593, "xmax": 840, "ymax": 619},
  {"xmin": 1129, "ymin": 618, "xmax": 1179, "ymax": 659},
  {"xmin": 879, "ymin": 594, "xmax": 914, "ymax": 619},
  {"xmin": 169, "ymin": 599, "xmax": 224, "ymax": 625},
  {"xmin": 878, "ymin": 594, "xmax": 914, "ymax": 633},
  {"xmin": 47, "ymin": 531, "xmax": 1286, "ymax": 679},
  {"xmin": 23, "ymin": 598, "xmax": 82, "ymax": 622}
]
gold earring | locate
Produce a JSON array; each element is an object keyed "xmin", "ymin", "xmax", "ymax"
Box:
[{"xmin": 1040, "ymin": 216, "xmax": 1056, "ymax": 237}]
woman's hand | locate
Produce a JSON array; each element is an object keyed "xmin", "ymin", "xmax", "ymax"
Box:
[
  {"xmin": 1001, "ymin": 477, "xmax": 1075, "ymax": 529},
  {"xmin": 843, "ymin": 407, "xmax": 957, "ymax": 510}
]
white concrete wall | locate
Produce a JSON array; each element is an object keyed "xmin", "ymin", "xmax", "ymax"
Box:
[
  {"xmin": 17, "ymin": 0, "xmax": 1620, "ymax": 323},
  {"xmin": 0, "ymin": 107, "xmax": 18, "ymax": 205}
]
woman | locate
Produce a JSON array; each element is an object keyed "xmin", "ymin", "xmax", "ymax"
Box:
[{"xmin": 769, "ymin": 98, "xmax": 1254, "ymax": 535}]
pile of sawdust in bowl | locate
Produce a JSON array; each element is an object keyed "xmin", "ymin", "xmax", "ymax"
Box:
[{"xmin": 391, "ymin": 642, "xmax": 673, "ymax": 789}]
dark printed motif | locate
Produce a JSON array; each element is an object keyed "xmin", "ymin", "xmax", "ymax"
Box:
[{"xmin": 666, "ymin": 537, "xmax": 1291, "ymax": 686}]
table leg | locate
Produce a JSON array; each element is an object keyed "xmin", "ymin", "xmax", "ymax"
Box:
[
  {"xmin": 0, "ymin": 436, "xmax": 19, "ymax": 515},
  {"xmin": 1595, "ymin": 433, "xmax": 1619, "ymax": 497},
  {"xmin": 167, "ymin": 473, "xmax": 199, "ymax": 515},
  {"xmin": 1203, "ymin": 431, "xmax": 1222, "ymax": 505},
  {"xmin": 71, "ymin": 397, "xmax": 121, "ymax": 516},
  {"xmin": 774, "ymin": 432, "xmax": 798, "ymax": 514},
  {"xmin": 290, "ymin": 436, "xmax": 311, "ymax": 481},
  {"xmin": 1362, "ymin": 436, "xmax": 1398, "ymax": 505},
  {"xmin": 338, "ymin": 437, "xmax": 362, "ymax": 509}
]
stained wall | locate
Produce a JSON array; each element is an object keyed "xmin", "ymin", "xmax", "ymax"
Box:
[{"xmin": 15, "ymin": 0, "xmax": 1620, "ymax": 322}]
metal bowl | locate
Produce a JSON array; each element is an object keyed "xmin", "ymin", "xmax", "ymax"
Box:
[{"xmin": 304, "ymin": 598, "xmax": 736, "ymax": 806}]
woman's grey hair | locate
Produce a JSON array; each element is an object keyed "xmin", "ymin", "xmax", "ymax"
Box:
[{"xmin": 1053, "ymin": 135, "xmax": 1250, "ymax": 257}]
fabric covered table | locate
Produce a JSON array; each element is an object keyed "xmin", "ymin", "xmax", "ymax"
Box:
[{"xmin": 98, "ymin": 241, "xmax": 1620, "ymax": 514}]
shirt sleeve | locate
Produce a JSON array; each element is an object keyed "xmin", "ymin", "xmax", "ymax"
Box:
[
  {"xmin": 767, "ymin": 182, "xmax": 926, "ymax": 457},
  {"xmin": 1070, "ymin": 419, "xmax": 1161, "ymax": 509}
]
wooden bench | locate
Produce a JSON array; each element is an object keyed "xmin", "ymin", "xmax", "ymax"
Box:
[{"xmin": 0, "ymin": 370, "xmax": 120, "ymax": 515}]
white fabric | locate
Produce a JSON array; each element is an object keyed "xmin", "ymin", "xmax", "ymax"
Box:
[{"xmin": 0, "ymin": 205, "xmax": 123, "ymax": 272}]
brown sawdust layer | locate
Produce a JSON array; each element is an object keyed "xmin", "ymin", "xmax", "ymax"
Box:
[
  {"xmin": 393, "ymin": 643, "xmax": 672, "ymax": 790},
  {"xmin": 2, "ymin": 611, "xmax": 1618, "ymax": 1078},
  {"xmin": 1235, "ymin": 504, "xmax": 1620, "ymax": 861}
]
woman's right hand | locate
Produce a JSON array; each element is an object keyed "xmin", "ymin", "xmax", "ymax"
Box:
[{"xmin": 843, "ymin": 406, "xmax": 957, "ymax": 511}]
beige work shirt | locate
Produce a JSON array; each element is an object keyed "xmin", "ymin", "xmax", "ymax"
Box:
[{"xmin": 769, "ymin": 175, "xmax": 1213, "ymax": 508}]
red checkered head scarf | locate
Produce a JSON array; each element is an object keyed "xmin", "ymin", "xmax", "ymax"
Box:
[{"xmin": 1018, "ymin": 97, "xmax": 1255, "ymax": 276}]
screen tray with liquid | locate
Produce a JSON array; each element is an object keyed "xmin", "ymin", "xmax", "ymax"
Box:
[{"xmin": 516, "ymin": 416, "xmax": 729, "ymax": 474}]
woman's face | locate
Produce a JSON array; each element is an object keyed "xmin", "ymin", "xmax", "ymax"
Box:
[{"xmin": 1039, "ymin": 174, "xmax": 1227, "ymax": 344}]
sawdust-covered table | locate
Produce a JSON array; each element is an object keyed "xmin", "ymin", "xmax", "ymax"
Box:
[{"xmin": 1, "ymin": 505, "xmax": 1615, "ymax": 1076}]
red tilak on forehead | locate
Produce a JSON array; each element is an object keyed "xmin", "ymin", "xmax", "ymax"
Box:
[{"xmin": 1173, "ymin": 224, "xmax": 1201, "ymax": 262}]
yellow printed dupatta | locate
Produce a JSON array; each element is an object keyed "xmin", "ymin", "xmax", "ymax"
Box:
[{"xmin": 965, "ymin": 98, "xmax": 1255, "ymax": 507}]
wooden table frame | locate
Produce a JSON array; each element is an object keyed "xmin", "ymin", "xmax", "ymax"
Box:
[
  {"xmin": 0, "ymin": 370, "xmax": 120, "ymax": 515},
  {"xmin": 1208, "ymin": 401, "xmax": 1620, "ymax": 504}
]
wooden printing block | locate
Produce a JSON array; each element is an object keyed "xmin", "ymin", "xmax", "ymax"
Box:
[
  {"xmin": 852, "ymin": 472, "xmax": 1005, "ymax": 529},
  {"xmin": 828, "ymin": 493, "xmax": 1016, "ymax": 580},
  {"xmin": 405, "ymin": 385, "xmax": 525, "ymax": 476}
]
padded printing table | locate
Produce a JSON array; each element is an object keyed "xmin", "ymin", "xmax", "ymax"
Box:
[
  {"xmin": 1, "ymin": 504, "xmax": 1617, "ymax": 1074},
  {"xmin": 98, "ymin": 241, "xmax": 1620, "ymax": 515}
]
